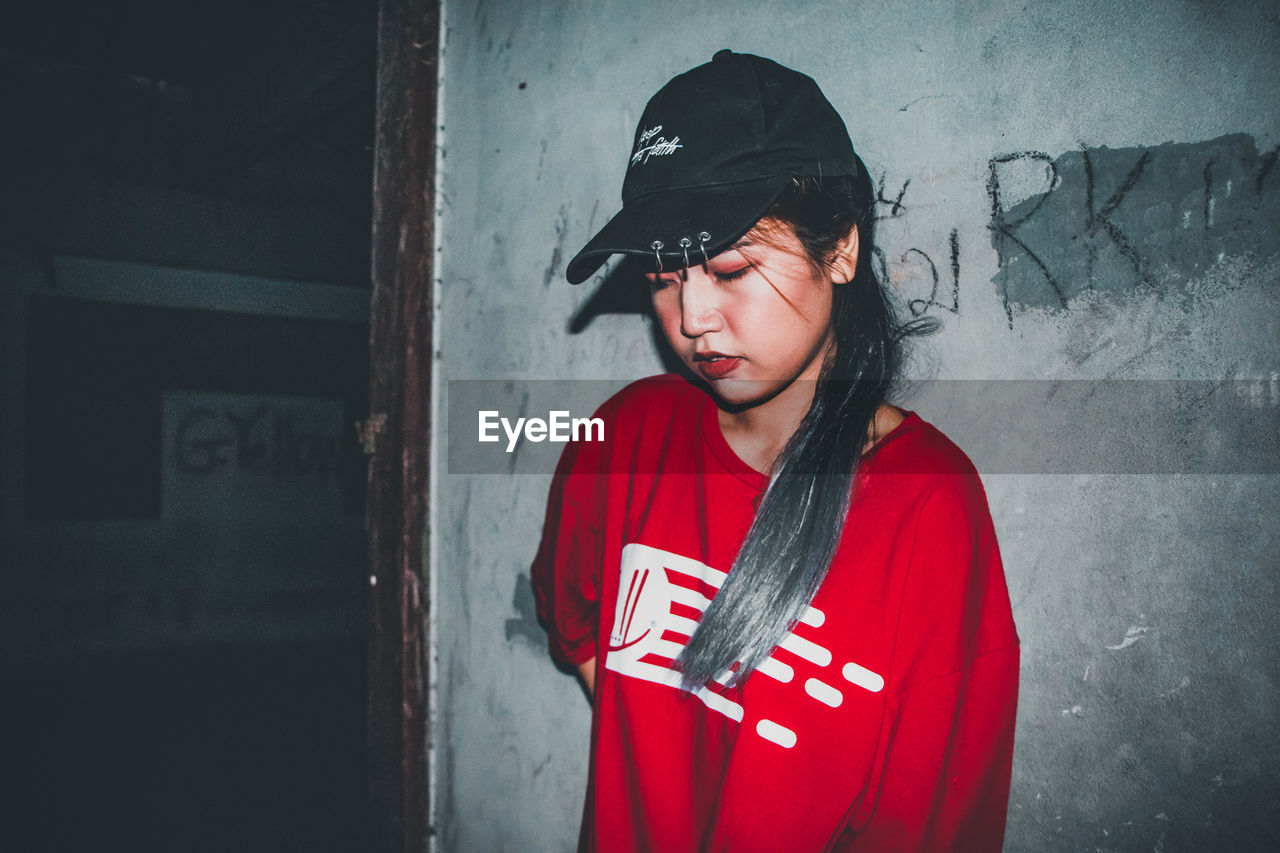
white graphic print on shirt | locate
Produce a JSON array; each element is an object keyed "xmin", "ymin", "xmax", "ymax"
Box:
[{"xmin": 603, "ymin": 543, "xmax": 885, "ymax": 748}]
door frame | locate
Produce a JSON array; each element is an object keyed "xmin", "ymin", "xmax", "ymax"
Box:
[{"xmin": 367, "ymin": 0, "xmax": 438, "ymax": 849}]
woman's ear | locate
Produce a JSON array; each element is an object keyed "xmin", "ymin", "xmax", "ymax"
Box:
[{"xmin": 829, "ymin": 226, "xmax": 859, "ymax": 284}]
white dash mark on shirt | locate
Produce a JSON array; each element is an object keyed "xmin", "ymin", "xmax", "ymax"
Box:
[
  {"xmin": 805, "ymin": 678, "xmax": 844, "ymax": 707},
  {"xmin": 756, "ymin": 719, "xmax": 797, "ymax": 749},
  {"xmin": 779, "ymin": 633, "xmax": 832, "ymax": 667},
  {"xmin": 800, "ymin": 606, "xmax": 825, "ymax": 628},
  {"xmin": 842, "ymin": 661, "xmax": 885, "ymax": 693},
  {"xmin": 757, "ymin": 656, "xmax": 794, "ymax": 683},
  {"xmin": 693, "ymin": 685, "xmax": 744, "ymax": 722}
]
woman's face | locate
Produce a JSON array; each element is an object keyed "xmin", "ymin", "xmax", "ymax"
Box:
[{"xmin": 645, "ymin": 223, "xmax": 848, "ymax": 410}]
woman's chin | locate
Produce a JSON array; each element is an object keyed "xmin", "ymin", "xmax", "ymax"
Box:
[{"xmin": 704, "ymin": 377, "xmax": 785, "ymax": 410}]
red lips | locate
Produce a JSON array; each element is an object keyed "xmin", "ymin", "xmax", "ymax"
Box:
[{"xmin": 694, "ymin": 351, "xmax": 744, "ymax": 380}]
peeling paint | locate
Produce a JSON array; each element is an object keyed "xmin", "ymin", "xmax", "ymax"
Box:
[{"xmin": 1106, "ymin": 625, "xmax": 1151, "ymax": 650}]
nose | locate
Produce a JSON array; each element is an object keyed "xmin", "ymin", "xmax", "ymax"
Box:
[{"xmin": 678, "ymin": 269, "xmax": 723, "ymax": 338}]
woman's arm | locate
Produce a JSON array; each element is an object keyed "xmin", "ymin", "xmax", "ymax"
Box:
[
  {"xmin": 577, "ymin": 656, "xmax": 597, "ymax": 702},
  {"xmin": 530, "ymin": 414, "xmax": 610, "ymax": 678},
  {"xmin": 838, "ymin": 477, "xmax": 1019, "ymax": 850},
  {"xmin": 840, "ymin": 645, "xmax": 1020, "ymax": 851}
]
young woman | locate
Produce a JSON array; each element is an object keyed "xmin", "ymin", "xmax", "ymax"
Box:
[{"xmin": 532, "ymin": 50, "xmax": 1019, "ymax": 852}]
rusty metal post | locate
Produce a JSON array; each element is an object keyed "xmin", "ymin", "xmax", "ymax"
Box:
[{"xmin": 367, "ymin": 0, "xmax": 436, "ymax": 849}]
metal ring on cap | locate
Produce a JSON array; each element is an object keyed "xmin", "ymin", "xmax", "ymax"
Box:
[
  {"xmin": 679, "ymin": 236, "xmax": 692, "ymax": 271},
  {"xmin": 651, "ymin": 240, "xmax": 664, "ymax": 272},
  {"xmin": 697, "ymin": 231, "xmax": 711, "ymax": 264}
]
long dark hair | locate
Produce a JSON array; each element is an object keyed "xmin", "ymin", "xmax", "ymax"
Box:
[{"xmin": 675, "ymin": 168, "xmax": 937, "ymax": 689}]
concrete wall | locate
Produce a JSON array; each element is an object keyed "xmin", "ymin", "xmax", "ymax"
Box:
[{"xmin": 433, "ymin": 1, "xmax": 1279, "ymax": 850}]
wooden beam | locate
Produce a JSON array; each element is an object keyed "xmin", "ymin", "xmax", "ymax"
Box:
[{"xmin": 367, "ymin": 0, "xmax": 436, "ymax": 850}]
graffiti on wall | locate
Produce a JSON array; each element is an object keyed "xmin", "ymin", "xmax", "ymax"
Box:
[
  {"xmin": 163, "ymin": 391, "xmax": 347, "ymax": 522},
  {"xmin": 989, "ymin": 133, "xmax": 1279, "ymax": 326},
  {"xmin": 865, "ymin": 134, "xmax": 1277, "ymax": 329},
  {"xmin": 869, "ymin": 171, "xmax": 963, "ymax": 321},
  {"xmin": 175, "ymin": 404, "xmax": 341, "ymax": 480}
]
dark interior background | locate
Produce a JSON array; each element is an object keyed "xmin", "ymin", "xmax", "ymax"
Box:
[{"xmin": 1, "ymin": 2, "xmax": 378, "ymax": 849}]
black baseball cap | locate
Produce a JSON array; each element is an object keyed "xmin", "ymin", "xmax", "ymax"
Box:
[{"xmin": 565, "ymin": 49, "xmax": 860, "ymax": 285}]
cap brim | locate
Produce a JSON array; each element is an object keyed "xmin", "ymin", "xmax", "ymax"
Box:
[{"xmin": 565, "ymin": 177, "xmax": 793, "ymax": 284}]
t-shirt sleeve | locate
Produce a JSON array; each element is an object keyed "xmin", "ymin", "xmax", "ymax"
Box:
[
  {"xmin": 839, "ymin": 475, "xmax": 1020, "ymax": 851},
  {"xmin": 529, "ymin": 416, "xmax": 609, "ymax": 668}
]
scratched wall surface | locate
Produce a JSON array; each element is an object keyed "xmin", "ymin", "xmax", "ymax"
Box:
[
  {"xmin": 991, "ymin": 134, "xmax": 1280, "ymax": 317},
  {"xmin": 433, "ymin": 1, "xmax": 1279, "ymax": 850}
]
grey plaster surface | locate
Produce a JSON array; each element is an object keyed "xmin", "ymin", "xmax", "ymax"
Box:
[{"xmin": 432, "ymin": 1, "xmax": 1279, "ymax": 849}]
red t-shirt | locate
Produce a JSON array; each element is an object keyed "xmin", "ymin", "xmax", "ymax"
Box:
[{"xmin": 532, "ymin": 375, "xmax": 1019, "ymax": 852}]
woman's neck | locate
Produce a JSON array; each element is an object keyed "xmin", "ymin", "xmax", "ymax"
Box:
[
  {"xmin": 719, "ymin": 390, "xmax": 905, "ymax": 476},
  {"xmin": 717, "ymin": 377, "xmax": 816, "ymax": 475}
]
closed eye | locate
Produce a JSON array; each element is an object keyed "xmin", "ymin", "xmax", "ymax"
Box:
[{"xmin": 713, "ymin": 266, "xmax": 751, "ymax": 282}]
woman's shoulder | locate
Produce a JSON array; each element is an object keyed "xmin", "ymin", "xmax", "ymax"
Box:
[
  {"xmin": 869, "ymin": 408, "xmax": 981, "ymax": 480},
  {"xmin": 859, "ymin": 407, "xmax": 996, "ymax": 521}
]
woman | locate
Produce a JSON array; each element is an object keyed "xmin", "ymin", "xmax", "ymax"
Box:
[{"xmin": 532, "ymin": 50, "xmax": 1019, "ymax": 851}]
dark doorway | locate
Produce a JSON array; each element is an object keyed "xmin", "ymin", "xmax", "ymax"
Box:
[{"xmin": 2, "ymin": 1, "xmax": 379, "ymax": 849}]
